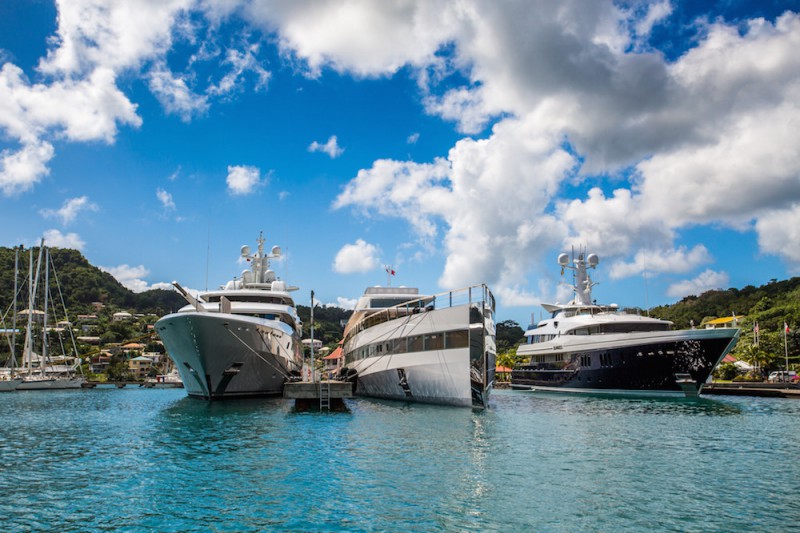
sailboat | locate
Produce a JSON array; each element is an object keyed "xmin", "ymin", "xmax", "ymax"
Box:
[{"xmin": 15, "ymin": 242, "xmax": 85, "ymax": 390}]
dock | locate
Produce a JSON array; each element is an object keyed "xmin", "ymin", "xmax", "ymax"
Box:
[
  {"xmin": 283, "ymin": 380, "xmax": 353, "ymax": 410},
  {"xmin": 702, "ymin": 382, "xmax": 800, "ymax": 398},
  {"xmin": 82, "ymin": 381, "xmax": 183, "ymax": 389}
]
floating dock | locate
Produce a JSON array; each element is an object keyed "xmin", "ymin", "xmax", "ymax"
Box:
[
  {"xmin": 702, "ymin": 382, "xmax": 800, "ymax": 398},
  {"xmin": 82, "ymin": 381, "xmax": 184, "ymax": 389},
  {"xmin": 283, "ymin": 380, "xmax": 353, "ymax": 410}
]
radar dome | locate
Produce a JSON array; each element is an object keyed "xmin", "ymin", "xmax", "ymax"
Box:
[
  {"xmin": 587, "ymin": 253, "xmax": 599, "ymax": 267},
  {"xmin": 241, "ymin": 245, "xmax": 251, "ymax": 257},
  {"xmin": 271, "ymin": 245, "xmax": 282, "ymax": 257},
  {"xmin": 557, "ymin": 253, "xmax": 570, "ymax": 267}
]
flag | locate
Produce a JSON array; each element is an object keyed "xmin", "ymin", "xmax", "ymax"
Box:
[
  {"xmin": 754, "ymin": 322, "xmax": 759, "ymax": 334},
  {"xmin": 385, "ymin": 265, "xmax": 395, "ymax": 276},
  {"xmin": 785, "ymin": 322, "xmax": 790, "ymax": 333}
]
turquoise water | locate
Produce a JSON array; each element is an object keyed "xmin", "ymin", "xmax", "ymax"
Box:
[{"xmin": 1, "ymin": 388, "xmax": 799, "ymax": 532}]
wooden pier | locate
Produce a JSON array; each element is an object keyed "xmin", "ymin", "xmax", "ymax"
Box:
[
  {"xmin": 702, "ymin": 382, "xmax": 800, "ymax": 398},
  {"xmin": 283, "ymin": 380, "xmax": 353, "ymax": 410}
]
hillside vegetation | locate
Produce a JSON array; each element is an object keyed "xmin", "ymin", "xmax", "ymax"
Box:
[
  {"xmin": 0, "ymin": 246, "xmax": 348, "ymax": 359},
  {"xmin": 0, "ymin": 246, "xmax": 185, "ymax": 316}
]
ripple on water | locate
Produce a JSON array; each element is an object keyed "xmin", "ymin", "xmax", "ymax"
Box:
[{"xmin": 1, "ymin": 388, "xmax": 800, "ymax": 531}]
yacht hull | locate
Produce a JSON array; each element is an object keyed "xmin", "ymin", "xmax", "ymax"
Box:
[
  {"xmin": 0, "ymin": 379, "xmax": 22, "ymax": 391},
  {"xmin": 342, "ymin": 303, "xmax": 495, "ymax": 408},
  {"xmin": 17, "ymin": 377, "xmax": 85, "ymax": 390},
  {"xmin": 511, "ymin": 329, "xmax": 739, "ymax": 397},
  {"xmin": 156, "ymin": 312, "xmax": 302, "ymax": 400}
]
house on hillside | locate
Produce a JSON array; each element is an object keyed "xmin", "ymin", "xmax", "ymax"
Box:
[
  {"xmin": 128, "ymin": 355, "xmax": 155, "ymax": 379},
  {"xmin": 323, "ymin": 342, "xmax": 343, "ymax": 377},
  {"xmin": 113, "ymin": 311, "xmax": 133, "ymax": 322},
  {"xmin": 704, "ymin": 316, "xmax": 739, "ymax": 329}
]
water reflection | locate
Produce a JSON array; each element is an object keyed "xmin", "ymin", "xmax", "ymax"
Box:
[
  {"xmin": 3, "ymin": 387, "xmax": 800, "ymax": 531},
  {"xmin": 499, "ymin": 388, "xmax": 743, "ymax": 416}
]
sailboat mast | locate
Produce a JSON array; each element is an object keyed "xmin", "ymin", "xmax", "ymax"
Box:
[
  {"xmin": 10, "ymin": 246, "xmax": 19, "ymax": 372},
  {"xmin": 24, "ymin": 240, "xmax": 44, "ymax": 375},
  {"xmin": 24, "ymin": 248, "xmax": 33, "ymax": 375},
  {"xmin": 42, "ymin": 246, "xmax": 50, "ymax": 377}
]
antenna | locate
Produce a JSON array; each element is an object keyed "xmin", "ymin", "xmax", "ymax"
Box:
[
  {"xmin": 642, "ymin": 253, "xmax": 650, "ymax": 316},
  {"xmin": 205, "ymin": 223, "xmax": 210, "ymax": 292}
]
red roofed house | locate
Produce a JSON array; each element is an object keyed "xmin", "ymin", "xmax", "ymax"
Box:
[{"xmin": 323, "ymin": 342, "xmax": 343, "ymax": 378}]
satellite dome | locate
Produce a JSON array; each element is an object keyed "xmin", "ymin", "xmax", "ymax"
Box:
[
  {"xmin": 557, "ymin": 253, "xmax": 570, "ymax": 267},
  {"xmin": 241, "ymin": 245, "xmax": 251, "ymax": 257},
  {"xmin": 587, "ymin": 253, "xmax": 599, "ymax": 267}
]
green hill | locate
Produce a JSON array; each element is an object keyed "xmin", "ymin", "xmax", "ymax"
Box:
[
  {"xmin": 0, "ymin": 246, "xmax": 349, "ymax": 352},
  {"xmin": 649, "ymin": 278, "xmax": 800, "ymax": 331},
  {"xmin": 0, "ymin": 246, "xmax": 185, "ymax": 317}
]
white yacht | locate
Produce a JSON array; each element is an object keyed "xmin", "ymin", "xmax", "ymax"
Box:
[
  {"xmin": 340, "ymin": 284, "xmax": 496, "ymax": 408},
  {"xmin": 511, "ymin": 252, "xmax": 740, "ymax": 397},
  {"xmin": 155, "ymin": 233, "xmax": 303, "ymax": 400}
]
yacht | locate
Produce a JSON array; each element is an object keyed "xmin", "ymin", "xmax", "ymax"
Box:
[
  {"xmin": 511, "ymin": 252, "xmax": 740, "ymax": 397},
  {"xmin": 155, "ymin": 233, "xmax": 303, "ymax": 400},
  {"xmin": 339, "ymin": 284, "xmax": 496, "ymax": 408}
]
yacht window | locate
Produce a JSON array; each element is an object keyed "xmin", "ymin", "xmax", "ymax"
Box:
[
  {"xmin": 408, "ymin": 335, "xmax": 424, "ymax": 352},
  {"xmin": 445, "ymin": 330, "xmax": 469, "ymax": 349},
  {"xmin": 370, "ymin": 298, "xmax": 419, "ymax": 308},
  {"xmin": 598, "ymin": 323, "xmax": 670, "ymax": 333},
  {"xmin": 425, "ymin": 333, "xmax": 444, "ymax": 350},
  {"xmin": 393, "ymin": 338, "xmax": 407, "ymax": 354}
]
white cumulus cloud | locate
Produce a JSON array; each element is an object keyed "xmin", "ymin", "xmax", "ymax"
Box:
[
  {"xmin": 40, "ymin": 196, "xmax": 99, "ymax": 225},
  {"xmin": 332, "ymin": 239, "xmax": 380, "ymax": 274},
  {"xmin": 156, "ymin": 188, "xmax": 176, "ymax": 210},
  {"xmin": 609, "ymin": 245, "xmax": 713, "ymax": 280},
  {"xmin": 308, "ymin": 135, "xmax": 344, "ymax": 158},
  {"xmin": 99, "ymin": 263, "xmax": 171, "ymax": 293},
  {"xmin": 226, "ymin": 165, "xmax": 263, "ymax": 196},
  {"xmin": 667, "ymin": 270, "xmax": 730, "ymax": 298},
  {"xmin": 42, "ymin": 229, "xmax": 86, "ymax": 250}
]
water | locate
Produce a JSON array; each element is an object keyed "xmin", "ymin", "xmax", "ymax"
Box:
[{"xmin": 1, "ymin": 388, "xmax": 799, "ymax": 532}]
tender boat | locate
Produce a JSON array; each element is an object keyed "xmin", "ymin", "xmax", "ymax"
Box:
[
  {"xmin": 155, "ymin": 233, "xmax": 303, "ymax": 400},
  {"xmin": 511, "ymin": 251, "xmax": 740, "ymax": 397},
  {"xmin": 339, "ymin": 284, "xmax": 496, "ymax": 408}
]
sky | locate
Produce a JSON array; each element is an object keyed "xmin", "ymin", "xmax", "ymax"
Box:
[{"xmin": 1, "ymin": 0, "xmax": 799, "ymax": 328}]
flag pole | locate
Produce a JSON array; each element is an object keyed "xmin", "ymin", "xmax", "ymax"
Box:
[{"xmin": 784, "ymin": 322, "xmax": 790, "ymax": 374}]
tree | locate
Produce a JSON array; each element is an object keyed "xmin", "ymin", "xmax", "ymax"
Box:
[{"xmin": 496, "ymin": 320, "xmax": 524, "ymax": 353}]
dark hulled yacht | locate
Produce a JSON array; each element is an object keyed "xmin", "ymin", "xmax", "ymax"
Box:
[{"xmin": 511, "ymin": 252, "xmax": 740, "ymax": 397}]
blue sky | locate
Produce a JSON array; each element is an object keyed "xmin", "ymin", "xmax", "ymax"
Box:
[{"xmin": 1, "ymin": 0, "xmax": 799, "ymax": 327}]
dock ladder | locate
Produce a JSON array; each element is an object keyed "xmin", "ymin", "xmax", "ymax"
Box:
[{"xmin": 319, "ymin": 381, "xmax": 331, "ymax": 411}]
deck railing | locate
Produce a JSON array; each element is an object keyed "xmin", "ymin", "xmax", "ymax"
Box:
[{"xmin": 343, "ymin": 284, "xmax": 495, "ymax": 344}]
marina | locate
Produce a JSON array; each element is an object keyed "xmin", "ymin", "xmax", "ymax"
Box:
[{"xmin": 1, "ymin": 387, "xmax": 798, "ymax": 531}]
